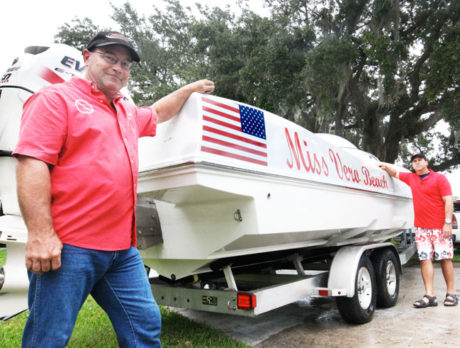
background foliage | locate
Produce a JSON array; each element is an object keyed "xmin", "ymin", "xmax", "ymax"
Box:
[{"xmin": 55, "ymin": 0, "xmax": 459, "ymax": 171}]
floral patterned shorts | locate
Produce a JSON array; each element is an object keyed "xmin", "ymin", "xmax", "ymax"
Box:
[{"xmin": 415, "ymin": 227, "xmax": 454, "ymax": 261}]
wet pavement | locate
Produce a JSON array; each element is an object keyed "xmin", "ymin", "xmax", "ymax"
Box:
[{"xmin": 174, "ymin": 261, "xmax": 460, "ymax": 347}]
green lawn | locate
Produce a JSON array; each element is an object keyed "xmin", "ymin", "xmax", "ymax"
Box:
[
  {"xmin": 0, "ymin": 248, "xmax": 5, "ymax": 265},
  {"xmin": 0, "ymin": 296, "xmax": 249, "ymax": 348}
]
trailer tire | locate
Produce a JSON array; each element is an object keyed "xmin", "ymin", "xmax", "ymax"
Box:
[
  {"xmin": 374, "ymin": 249, "xmax": 399, "ymax": 308},
  {"xmin": 336, "ymin": 255, "xmax": 376, "ymax": 324}
]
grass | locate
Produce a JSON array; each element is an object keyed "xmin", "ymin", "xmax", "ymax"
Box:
[
  {"xmin": 0, "ymin": 248, "xmax": 5, "ymax": 265},
  {"xmin": 0, "ymin": 296, "xmax": 249, "ymax": 348},
  {"xmin": 0, "ymin": 249, "xmax": 248, "ymax": 348}
]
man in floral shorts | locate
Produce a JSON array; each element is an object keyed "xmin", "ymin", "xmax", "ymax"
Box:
[{"xmin": 380, "ymin": 153, "xmax": 456, "ymax": 308}]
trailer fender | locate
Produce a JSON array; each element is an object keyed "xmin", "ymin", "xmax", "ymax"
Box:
[{"xmin": 327, "ymin": 243, "xmax": 396, "ymax": 298}]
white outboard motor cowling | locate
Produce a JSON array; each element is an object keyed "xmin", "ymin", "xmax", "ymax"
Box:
[{"xmin": 0, "ymin": 44, "xmax": 85, "ymax": 214}]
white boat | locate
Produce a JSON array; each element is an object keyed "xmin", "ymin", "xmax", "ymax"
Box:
[
  {"xmin": 136, "ymin": 93, "xmax": 414, "ymax": 280},
  {"xmin": 0, "ymin": 43, "xmax": 414, "ymax": 320}
]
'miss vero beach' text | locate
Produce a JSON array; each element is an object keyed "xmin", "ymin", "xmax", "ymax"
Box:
[{"xmin": 285, "ymin": 128, "xmax": 388, "ymax": 189}]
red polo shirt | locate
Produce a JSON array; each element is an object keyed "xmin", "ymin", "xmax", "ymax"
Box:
[
  {"xmin": 399, "ymin": 170, "xmax": 452, "ymax": 229},
  {"xmin": 14, "ymin": 77, "xmax": 157, "ymax": 250}
]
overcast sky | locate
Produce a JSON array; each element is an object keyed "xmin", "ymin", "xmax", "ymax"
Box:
[
  {"xmin": 1, "ymin": 0, "xmax": 259, "ymax": 72},
  {"xmin": 1, "ymin": 0, "xmax": 458, "ymax": 195}
]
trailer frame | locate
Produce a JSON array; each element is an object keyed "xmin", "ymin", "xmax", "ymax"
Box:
[{"xmin": 150, "ymin": 233, "xmax": 416, "ymax": 323}]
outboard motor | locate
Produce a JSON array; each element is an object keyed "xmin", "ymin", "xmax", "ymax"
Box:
[
  {"xmin": 0, "ymin": 44, "xmax": 85, "ymax": 214},
  {"xmin": 0, "ymin": 44, "xmax": 85, "ymax": 320}
]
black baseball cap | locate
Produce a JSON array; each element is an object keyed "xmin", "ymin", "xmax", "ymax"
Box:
[
  {"xmin": 410, "ymin": 153, "xmax": 427, "ymax": 162},
  {"xmin": 87, "ymin": 31, "xmax": 140, "ymax": 62}
]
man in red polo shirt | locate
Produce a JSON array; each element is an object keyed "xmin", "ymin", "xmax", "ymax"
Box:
[
  {"xmin": 379, "ymin": 153, "xmax": 456, "ymax": 308},
  {"xmin": 14, "ymin": 31, "xmax": 214, "ymax": 347}
]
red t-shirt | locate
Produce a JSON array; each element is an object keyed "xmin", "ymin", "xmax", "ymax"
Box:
[
  {"xmin": 14, "ymin": 77, "xmax": 157, "ymax": 250},
  {"xmin": 399, "ymin": 169, "xmax": 452, "ymax": 229}
]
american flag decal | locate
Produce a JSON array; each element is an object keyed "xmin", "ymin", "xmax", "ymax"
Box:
[{"xmin": 201, "ymin": 96, "xmax": 268, "ymax": 166}]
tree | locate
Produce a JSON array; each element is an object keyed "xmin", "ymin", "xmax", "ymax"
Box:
[
  {"xmin": 265, "ymin": 0, "xmax": 459, "ymax": 171},
  {"xmin": 55, "ymin": 18, "xmax": 102, "ymax": 51},
  {"xmin": 54, "ymin": 0, "xmax": 459, "ymax": 171}
]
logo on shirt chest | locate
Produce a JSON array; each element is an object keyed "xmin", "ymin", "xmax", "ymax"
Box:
[{"xmin": 75, "ymin": 99, "xmax": 94, "ymax": 114}]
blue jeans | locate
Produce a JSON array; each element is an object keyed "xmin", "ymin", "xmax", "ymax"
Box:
[{"xmin": 22, "ymin": 244, "xmax": 161, "ymax": 348}]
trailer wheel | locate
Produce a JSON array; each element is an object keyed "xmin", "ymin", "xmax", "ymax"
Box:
[
  {"xmin": 374, "ymin": 249, "xmax": 399, "ymax": 308},
  {"xmin": 336, "ymin": 255, "xmax": 376, "ymax": 324}
]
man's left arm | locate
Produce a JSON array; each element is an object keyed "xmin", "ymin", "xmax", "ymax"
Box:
[
  {"xmin": 442, "ymin": 195, "xmax": 454, "ymax": 239},
  {"xmin": 153, "ymin": 79, "xmax": 215, "ymax": 123}
]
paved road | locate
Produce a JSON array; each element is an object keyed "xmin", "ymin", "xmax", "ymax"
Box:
[{"xmin": 175, "ymin": 261, "xmax": 460, "ymax": 347}]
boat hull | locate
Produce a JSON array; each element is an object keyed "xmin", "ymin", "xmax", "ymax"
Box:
[{"xmin": 138, "ymin": 162, "xmax": 412, "ymax": 279}]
